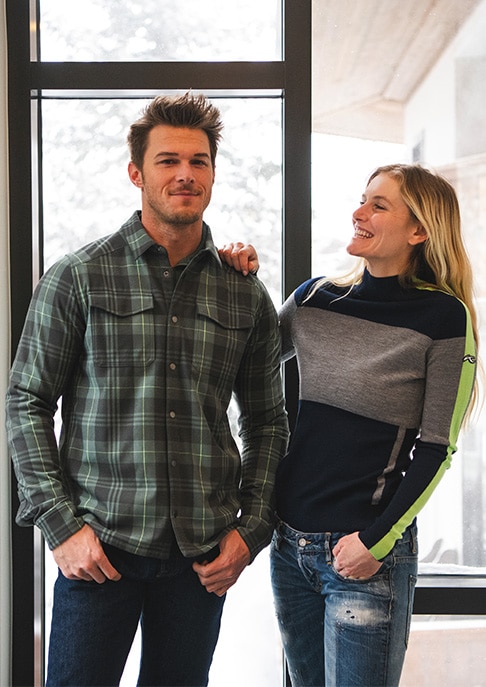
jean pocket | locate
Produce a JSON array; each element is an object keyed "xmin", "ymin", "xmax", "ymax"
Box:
[
  {"xmin": 271, "ymin": 528, "xmax": 282, "ymax": 551},
  {"xmin": 331, "ymin": 554, "xmax": 389, "ymax": 582}
]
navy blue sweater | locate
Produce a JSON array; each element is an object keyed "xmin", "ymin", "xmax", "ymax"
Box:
[{"xmin": 276, "ymin": 270, "xmax": 476, "ymax": 559}]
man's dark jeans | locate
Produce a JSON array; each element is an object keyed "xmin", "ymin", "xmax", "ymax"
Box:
[{"xmin": 46, "ymin": 542, "xmax": 225, "ymax": 687}]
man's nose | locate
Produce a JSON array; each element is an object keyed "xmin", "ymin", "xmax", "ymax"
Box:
[{"xmin": 175, "ymin": 163, "xmax": 195, "ymax": 183}]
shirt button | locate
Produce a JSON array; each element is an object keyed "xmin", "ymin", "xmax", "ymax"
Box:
[
  {"xmin": 169, "ymin": 362, "xmax": 176, "ymax": 370},
  {"xmin": 171, "ymin": 460, "xmax": 177, "ymax": 467},
  {"xmin": 298, "ymin": 538, "xmax": 307, "ymax": 547},
  {"xmin": 171, "ymin": 315, "xmax": 178, "ymax": 323},
  {"xmin": 163, "ymin": 270, "xmax": 170, "ymax": 277},
  {"xmin": 169, "ymin": 411, "xmax": 176, "ymax": 418}
]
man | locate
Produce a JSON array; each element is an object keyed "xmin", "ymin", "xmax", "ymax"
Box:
[{"xmin": 6, "ymin": 92, "xmax": 288, "ymax": 686}]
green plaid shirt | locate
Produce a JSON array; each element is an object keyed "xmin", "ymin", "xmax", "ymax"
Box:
[{"xmin": 6, "ymin": 212, "xmax": 289, "ymax": 560}]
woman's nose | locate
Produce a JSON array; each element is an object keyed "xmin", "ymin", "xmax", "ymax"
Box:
[{"xmin": 352, "ymin": 204, "xmax": 365, "ymax": 221}]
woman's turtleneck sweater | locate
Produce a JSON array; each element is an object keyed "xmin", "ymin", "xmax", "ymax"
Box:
[{"xmin": 276, "ymin": 269, "xmax": 476, "ymax": 560}]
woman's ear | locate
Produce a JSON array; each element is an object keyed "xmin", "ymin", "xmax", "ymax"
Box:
[{"xmin": 410, "ymin": 224, "xmax": 428, "ymax": 246}]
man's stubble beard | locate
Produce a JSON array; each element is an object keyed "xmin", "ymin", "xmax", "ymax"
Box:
[{"xmin": 146, "ymin": 196, "xmax": 203, "ymax": 228}]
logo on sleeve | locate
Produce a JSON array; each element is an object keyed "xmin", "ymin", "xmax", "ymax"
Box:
[{"xmin": 463, "ymin": 354, "xmax": 477, "ymax": 364}]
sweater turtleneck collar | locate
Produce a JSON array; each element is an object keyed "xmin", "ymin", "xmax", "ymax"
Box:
[{"xmin": 354, "ymin": 269, "xmax": 410, "ymax": 301}]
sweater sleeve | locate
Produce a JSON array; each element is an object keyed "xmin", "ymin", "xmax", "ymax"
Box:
[
  {"xmin": 360, "ymin": 300, "xmax": 477, "ymax": 560},
  {"xmin": 279, "ymin": 279, "xmax": 320, "ymax": 362},
  {"xmin": 278, "ymin": 294, "xmax": 297, "ymax": 362}
]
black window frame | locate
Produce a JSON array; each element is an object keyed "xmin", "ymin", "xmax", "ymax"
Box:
[
  {"xmin": 7, "ymin": 1, "xmax": 311, "ymax": 684},
  {"xmin": 6, "ymin": 1, "xmax": 486, "ymax": 685}
]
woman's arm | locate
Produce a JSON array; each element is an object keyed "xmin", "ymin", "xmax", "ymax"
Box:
[{"xmin": 360, "ymin": 298, "xmax": 477, "ymax": 561}]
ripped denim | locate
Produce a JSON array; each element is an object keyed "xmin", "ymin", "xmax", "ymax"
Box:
[{"xmin": 271, "ymin": 521, "xmax": 418, "ymax": 687}]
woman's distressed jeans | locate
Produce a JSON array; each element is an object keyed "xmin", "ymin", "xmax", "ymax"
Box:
[{"xmin": 270, "ymin": 521, "xmax": 418, "ymax": 687}]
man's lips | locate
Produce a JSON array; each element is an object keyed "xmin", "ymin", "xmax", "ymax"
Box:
[{"xmin": 169, "ymin": 186, "xmax": 199, "ymax": 196}]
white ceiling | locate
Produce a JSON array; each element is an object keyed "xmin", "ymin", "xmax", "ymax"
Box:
[{"xmin": 312, "ymin": 0, "xmax": 481, "ymax": 142}]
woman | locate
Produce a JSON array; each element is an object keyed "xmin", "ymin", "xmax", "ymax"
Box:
[{"xmin": 221, "ymin": 164, "xmax": 478, "ymax": 686}]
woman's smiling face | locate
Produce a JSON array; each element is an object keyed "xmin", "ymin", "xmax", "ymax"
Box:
[{"xmin": 347, "ymin": 172, "xmax": 427, "ymax": 277}]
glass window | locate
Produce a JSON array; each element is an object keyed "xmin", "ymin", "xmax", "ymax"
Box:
[
  {"xmin": 39, "ymin": 0, "xmax": 282, "ymax": 62},
  {"xmin": 311, "ymin": 134, "xmax": 406, "ymax": 278},
  {"xmin": 11, "ymin": 0, "xmax": 308, "ymax": 683},
  {"xmin": 40, "ymin": 93, "xmax": 283, "ymax": 686}
]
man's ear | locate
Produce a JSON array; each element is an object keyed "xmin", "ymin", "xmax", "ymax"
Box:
[
  {"xmin": 128, "ymin": 161, "xmax": 144, "ymax": 188},
  {"xmin": 410, "ymin": 224, "xmax": 428, "ymax": 246}
]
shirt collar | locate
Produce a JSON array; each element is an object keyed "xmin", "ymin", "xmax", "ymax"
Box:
[{"xmin": 121, "ymin": 211, "xmax": 222, "ymax": 268}]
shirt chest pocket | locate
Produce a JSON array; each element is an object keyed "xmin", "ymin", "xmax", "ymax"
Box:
[
  {"xmin": 190, "ymin": 301, "xmax": 255, "ymax": 382},
  {"xmin": 87, "ymin": 291, "xmax": 155, "ymax": 367}
]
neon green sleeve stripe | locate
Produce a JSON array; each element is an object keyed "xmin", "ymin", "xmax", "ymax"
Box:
[
  {"xmin": 369, "ymin": 300, "xmax": 476, "ymax": 561},
  {"xmin": 369, "ymin": 462, "xmax": 449, "ymax": 560}
]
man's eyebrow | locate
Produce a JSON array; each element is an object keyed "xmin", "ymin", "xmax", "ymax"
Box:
[{"xmin": 153, "ymin": 152, "xmax": 210, "ymax": 159}]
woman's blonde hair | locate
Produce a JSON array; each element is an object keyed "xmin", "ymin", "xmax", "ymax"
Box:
[{"xmin": 312, "ymin": 163, "xmax": 479, "ymax": 417}]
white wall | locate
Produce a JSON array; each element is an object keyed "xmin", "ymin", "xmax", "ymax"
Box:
[
  {"xmin": 405, "ymin": 0, "xmax": 486, "ymax": 167},
  {"xmin": 0, "ymin": 2, "xmax": 12, "ymax": 685},
  {"xmin": 404, "ymin": 50, "xmax": 457, "ymax": 166}
]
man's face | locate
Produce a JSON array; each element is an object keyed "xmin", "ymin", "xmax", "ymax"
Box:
[{"xmin": 129, "ymin": 124, "xmax": 215, "ymax": 229}]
